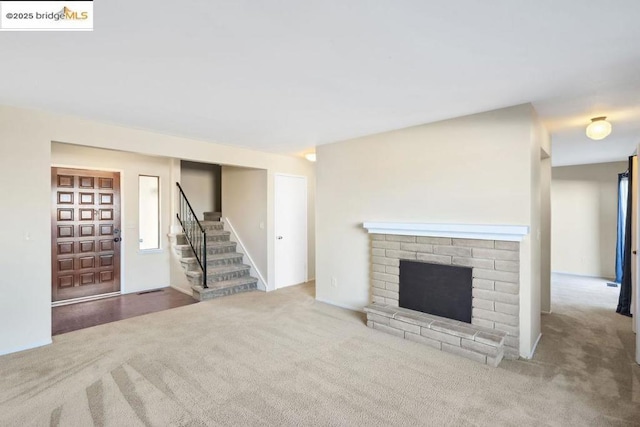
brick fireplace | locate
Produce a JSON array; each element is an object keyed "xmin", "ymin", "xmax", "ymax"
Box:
[{"xmin": 363, "ymin": 222, "xmax": 528, "ymax": 366}]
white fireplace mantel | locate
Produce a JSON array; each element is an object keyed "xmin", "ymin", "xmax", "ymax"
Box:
[{"xmin": 363, "ymin": 222, "xmax": 529, "ymax": 242}]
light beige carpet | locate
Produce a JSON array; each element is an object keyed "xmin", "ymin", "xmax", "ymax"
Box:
[{"xmin": 0, "ymin": 276, "xmax": 638, "ymax": 426}]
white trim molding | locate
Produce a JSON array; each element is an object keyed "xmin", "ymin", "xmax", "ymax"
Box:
[
  {"xmin": 529, "ymin": 333, "xmax": 543, "ymax": 359},
  {"xmin": 363, "ymin": 222, "xmax": 529, "ymax": 241},
  {"xmin": 315, "ymin": 296, "xmax": 364, "ymax": 313},
  {"xmin": 224, "ymin": 217, "xmax": 268, "ymax": 291}
]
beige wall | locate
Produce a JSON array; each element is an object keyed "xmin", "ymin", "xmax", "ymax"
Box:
[
  {"xmin": 540, "ymin": 155, "xmax": 552, "ymax": 313},
  {"xmin": 522, "ymin": 112, "xmax": 548, "ymax": 355},
  {"xmin": 316, "ymin": 103, "xmax": 544, "ymax": 358},
  {"xmin": 0, "ymin": 108, "xmax": 52, "ymax": 355},
  {"xmin": 221, "ymin": 166, "xmax": 268, "ymax": 283},
  {"xmin": 51, "ymin": 143, "xmax": 173, "ymax": 293},
  {"xmin": 0, "ymin": 104, "xmax": 315, "ymax": 356},
  {"xmin": 551, "ymin": 161, "xmax": 627, "ymax": 279},
  {"xmin": 180, "ymin": 161, "xmax": 221, "ymax": 217},
  {"xmin": 540, "ymin": 117, "xmax": 552, "ymax": 315}
]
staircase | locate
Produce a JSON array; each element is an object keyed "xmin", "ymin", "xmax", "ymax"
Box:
[{"xmin": 173, "ymin": 202, "xmax": 258, "ymax": 301}]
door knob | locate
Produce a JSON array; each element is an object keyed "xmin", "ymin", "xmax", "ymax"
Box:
[
  {"xmin": 276, "ymin": 236, "xmax": 283, "ymax": 240},
  {"xmin": 113, "ymin": 237, "xmax": 121, "ymax": 242}
]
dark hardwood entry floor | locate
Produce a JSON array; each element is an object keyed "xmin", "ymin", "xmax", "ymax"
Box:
[{"xmin": 52, "ymin": 287, "xmax": 197, "ymax": 336}]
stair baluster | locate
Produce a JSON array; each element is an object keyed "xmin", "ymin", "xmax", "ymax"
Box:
[{"xmin": 176, "ymin": 183, "xmax": 207, "ymax": 288}]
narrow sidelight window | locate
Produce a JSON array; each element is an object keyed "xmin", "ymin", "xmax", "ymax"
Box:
[{"xmin": 139, "ymin": 175, "xmax": 160, "ymax": 250}]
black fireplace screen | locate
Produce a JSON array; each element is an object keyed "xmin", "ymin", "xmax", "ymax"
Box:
[{"xmin": 399, "ymin": 260, "xmax": 472, "ymax": 323}]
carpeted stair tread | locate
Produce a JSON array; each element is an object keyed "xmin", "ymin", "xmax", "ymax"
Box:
[
  {"xmin": 204, "ymin": 241, "xmax": 236, "ymax": 248},
  {"xmin": 175, "ymin": 240, "xmax": 236, "ymax": 250},
  {"xmin": 201, "ymin": 230, "xmax": 231, "ymax": 241},
  {"xmin": 203, "ymin": 211, "xmax": 222, "ymax": 221},
  {"xmin": 181, "ymin": 253, "xmax": 243, "ymax": 264},
  {"xmin": 178, "ymin": 221, "xmax": 224, "ymax": 232},
  {"xmin": 194, "ymin": 275, "xmax": 258, "ymax": 290},
  {"xmin": 203, "ymin": 263, "xmax": 249, "ymax": 273},
  {"xmin": 185, "ymin": 263, "xmax": 250, "ymax": 278},
  {"xmin": 206, "ymin": 252, "xmax": 243, "ymax": 261},
  {"xmin": 202, "ymin": 229, "xmax": 229, "ymax": 235},
  {"xmin": 191, "ymin": 276, "xmax": 258, "ymax": 300},
  {"xmin": 179, "ymin": 254, "xmax": 244, "ymax": 271},
  {"xmin": 199, "ymin": 221, "xmax": 225, "ymax": 231},
  {"xmin": 200, "ymin": 220, "xmax": 223, "ymax": 227}
]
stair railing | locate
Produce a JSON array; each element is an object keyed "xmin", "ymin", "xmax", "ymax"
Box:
[{"xmin": 176, "ymin": 182, "xmax": 207, "ymax": 288}]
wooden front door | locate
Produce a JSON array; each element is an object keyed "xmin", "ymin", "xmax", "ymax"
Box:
[{"xmin": 51, "ymin": 168, "xmax": 121, "ymax": 302}]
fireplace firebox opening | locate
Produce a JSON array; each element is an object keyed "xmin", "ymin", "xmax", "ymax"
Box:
[{"xmin": 399, "ymin": 260, "xmax": 472, "ymax": 323}]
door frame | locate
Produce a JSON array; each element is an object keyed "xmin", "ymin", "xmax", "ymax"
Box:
[
  {"xmin": 634, "ymin": 153, "xmax": 640, "ymax": 365},
  {"xmin": 51, "ymin": 164, "xmax": 126, "ymax": 305},
  {"xmin": 274, "ymin": 173, "xmax": 308, "ymax": 289}
]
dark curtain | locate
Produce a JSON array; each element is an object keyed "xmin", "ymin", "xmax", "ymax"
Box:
[
  {"xmin": 617, "ymin": 156, "xmax": 634, "ymax": 316},
  {"xmin": 615, "ymin": 172, "xmax": 629, "ymax": 283}
]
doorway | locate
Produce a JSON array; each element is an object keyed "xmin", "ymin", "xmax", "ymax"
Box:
[
  {"xmin": 274, "ymin": 174, "xmax": 307, "ymax": 289},
  {"xmin": 550, "ymin": 159, "xmax": 639, "ymax": 366},
  {"xmin": 51, "ymin": 167, "xmax": 121, "ymax": 302}
]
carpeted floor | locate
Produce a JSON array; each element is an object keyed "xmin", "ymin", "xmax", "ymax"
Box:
[{"xmin": 0, "ymin": 275, "xmax": 638, "ymax": 426}]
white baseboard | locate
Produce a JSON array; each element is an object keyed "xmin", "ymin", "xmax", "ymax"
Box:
[
  {"xmin": 552, "ymin": 271, "xmax": 616, "ymax": 281},
  {"xmin": 528, "ymin": 333, "xmax": 542, "ymax": 359},
  {"xmin": 224, "ymin": 217, "xmax": 268, "ymax": 291},
  {"xmin": 0, "ymin": 338, "xmax": 52, "ymax": 356},
  {"xmin": 315, "ymin": 296, "xmax": 364, "ymax": 313}
]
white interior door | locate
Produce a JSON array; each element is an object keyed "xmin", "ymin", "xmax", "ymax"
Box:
[{"xmin": 275, "ymin": 174, "xmax": 307, "ymax": 289}]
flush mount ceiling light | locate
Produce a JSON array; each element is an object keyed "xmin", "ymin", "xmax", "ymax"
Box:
[
  {"xmin": 586, "ymin": 116, "xmax": 612, "ymax": 140},
  {"xmin": 305, "ymin": 153, "xmax": 316, "ymax": 162}
]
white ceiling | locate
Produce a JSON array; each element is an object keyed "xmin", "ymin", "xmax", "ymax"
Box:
[{"xmin": 1, "ymin": 0, "xmax": 639, "ymax": 166}]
